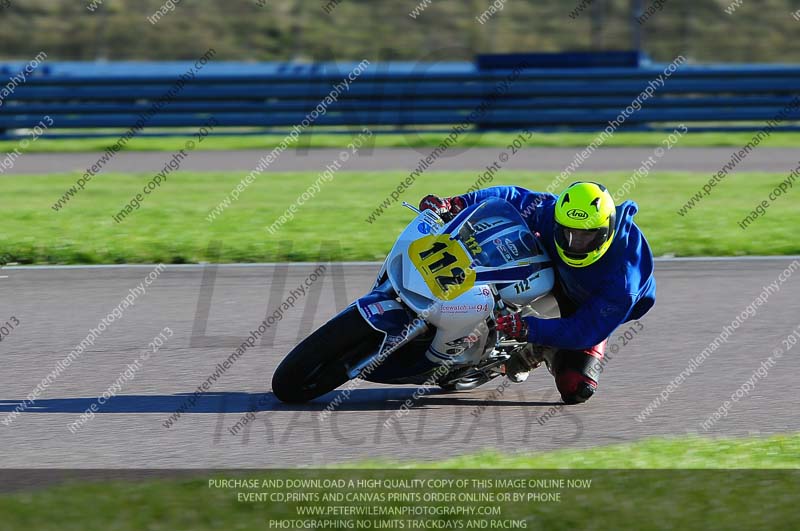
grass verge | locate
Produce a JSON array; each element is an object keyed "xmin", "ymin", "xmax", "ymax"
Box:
[
  {"xmin": 6, "ymin": 170, "xmax": 798, "ymax": 264},
  {"xmin": 374, "ymin": 433, "xmax": 800, "ymax": 469},
  {"xmin": 0, "ymin": 435, "xmax": 798, "ymax": 531},
  {"xmin": 3, "ymin": 130, "xmax": 800, "ymax": 153}
]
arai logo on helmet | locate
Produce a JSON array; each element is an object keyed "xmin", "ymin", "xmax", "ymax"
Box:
[{"xmin": 566, "ymin": 208, "xmax": 589, "ymax": 221}]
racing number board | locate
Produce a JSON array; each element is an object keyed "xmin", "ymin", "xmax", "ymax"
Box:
[{"xmin": 408, "ymin": 234, "xmax": 476, "ymax": 301}]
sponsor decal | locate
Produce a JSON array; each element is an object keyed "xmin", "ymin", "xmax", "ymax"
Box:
[
  {"xmin": 494, "ymin": 238, "xmax": 514, "ymax": 263},
  {"xmin": 566, "ymin": 208, "xmax": 589, "ymax": 221},
  {"xmin": 360, "ymin": 302, "xmax": 373, "ymax": 318},
  {"xmin": 473, "ymin": 219, "xmax": 504, "ymax": 233},
  {"xmin": 384, "ymin": 334, "xmax": 405, "ymax": 348},
  {"xmin": 509, "ymin": 273, "xmax": 540, "ymax": 295},
  {"xmin": 362, "ymin": 300, "xmax": 403, "ymax": 319},
  {"xmin": 463, "ymin": 235, "xmax": 482, "ymax": 255},
  {"xmin": 504, "ymin": 237, "xmax": 519, "ymax": 257},
  {"xmin": 444, "ymin": 332, "xmax": 482, "ymax": 354},
  {"xmin": 440, "ymin": 303, "xmax": 490, "ymax": 314},
  {"xmin": 417, "ymin": 221, "xmax": 432, "ymax": 234},
  {"xmin": 408, "ymin": 234, "xmax": 476, "ymax": 301}
]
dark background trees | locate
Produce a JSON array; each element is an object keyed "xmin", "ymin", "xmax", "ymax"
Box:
[{"xmin": 1, "ymin": 0, "xmax": 798, "ymax": 63}]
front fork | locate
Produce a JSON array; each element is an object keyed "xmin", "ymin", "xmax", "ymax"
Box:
[{"xmin": 346, "ymin": 317, "xmax": 429, "ymax": 379}]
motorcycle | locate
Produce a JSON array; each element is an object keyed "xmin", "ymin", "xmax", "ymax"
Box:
[{"xmin": 272, "ymin": 197, "xmax": 556, "ymax": 403}]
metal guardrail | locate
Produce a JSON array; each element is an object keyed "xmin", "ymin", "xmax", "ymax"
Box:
[{"xmin": 1, "ymin": 57, "xmax": 799, "ymax": 136}]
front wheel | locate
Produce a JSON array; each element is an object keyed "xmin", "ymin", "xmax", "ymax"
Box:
[{"xmin": 271, "ymin": 306, "xmax": 385, "ymax": 403}]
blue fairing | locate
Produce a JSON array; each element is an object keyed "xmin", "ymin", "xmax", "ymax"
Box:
[
  {"xmin": 355, "ymin": 290, "xmax": 414, "ymax": 345},
  {"xmin": 354, "ymin": 290, "xmax": 440, "ymax": 385}
]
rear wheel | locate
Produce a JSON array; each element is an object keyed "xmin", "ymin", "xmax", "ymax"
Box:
[{"xmin": 272, "ymin": 306, "xmax": 384, "ymax": 403}]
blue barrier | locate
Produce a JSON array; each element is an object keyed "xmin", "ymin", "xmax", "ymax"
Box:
[{"xmin": 1, "ymin": 56, "xmax": 799, "ymax": 136}]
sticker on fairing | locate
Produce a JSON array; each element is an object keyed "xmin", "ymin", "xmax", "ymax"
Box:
[{"xmin": 408, "ymin": 234, "xmax": 476, "ymax": 301}]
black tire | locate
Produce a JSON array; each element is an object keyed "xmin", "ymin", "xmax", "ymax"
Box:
[
  {"xmin": 438, "ymin": 369, "xmax": 494, "ymax": 392},
  {"xmin": 272, "ymin": 306, "xmax": 384, "ymax": 403},
  {"xmin": 438, "ymin": 382, "xmax": 460, "ymax": 393}
]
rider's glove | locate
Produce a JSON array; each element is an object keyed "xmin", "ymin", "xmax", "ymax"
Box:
[
  {"xmin": 419, "ymin": 194, "xmax": 466, "ymax": 222},
  {"xmin": 496, "ymin": 313, "xmax": 529, "ymax": 342}
]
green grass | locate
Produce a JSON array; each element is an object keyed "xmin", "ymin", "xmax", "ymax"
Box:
[
  {"xmin": 6, "ymin": 169, "xmax": 799, "ymax": 264},
  {"xmin": 381, "ymin": 433, "xmax": 800, "ymax": 469},
  {"xmin": 1, "ymin": 435, "xmax": 798, "ymax": 531},
  {"xmin": 3, "ymin": 129, "xmax": 800, "ymax": 153}
]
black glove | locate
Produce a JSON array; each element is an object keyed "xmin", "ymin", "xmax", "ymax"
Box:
[
  {"xmin": 419, "ymin": 194, "xmax": 465, "ymax": 222},
  {"xmin": 496, "ymin": 313, "xmax": 529, "ymax": 341}
]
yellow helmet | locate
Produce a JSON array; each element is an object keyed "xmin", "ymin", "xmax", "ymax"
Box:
[{"xmin": 553, "ymin": 182, "xmax": 616, "ymax": 268}]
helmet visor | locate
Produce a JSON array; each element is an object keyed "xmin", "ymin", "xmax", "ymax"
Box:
[{"xmin": 554, "ymin": 223, "xmax": 610, "ymax": 257}]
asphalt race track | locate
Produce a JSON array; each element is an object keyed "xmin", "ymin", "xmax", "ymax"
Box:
[
  {"xmin": 1, "ymin": 258, "xmax": 798, "ymax": 468},
  {"xmin": 7, "ymin": 147, "xmax": 800, "ymax": 174}
]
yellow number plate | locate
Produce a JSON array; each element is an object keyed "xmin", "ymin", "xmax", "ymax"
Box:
[{"xmin": 408, "ymin": 234, "xmax": 476, "ymax": 301}]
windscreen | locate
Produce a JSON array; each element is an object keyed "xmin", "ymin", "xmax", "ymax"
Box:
[{"xmin": 453, "ymin": 198, "xmax": 542, "ymax": 268}]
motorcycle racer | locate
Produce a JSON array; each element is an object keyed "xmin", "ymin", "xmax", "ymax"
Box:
[{"xmin": 419, "ymin": 181, "xmax": 656, "ymax": 404}]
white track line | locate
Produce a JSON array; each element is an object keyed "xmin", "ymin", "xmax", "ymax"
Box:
[{"xmin": 1, "ymin": 256, "xmax": 799, "ymax": 271}]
